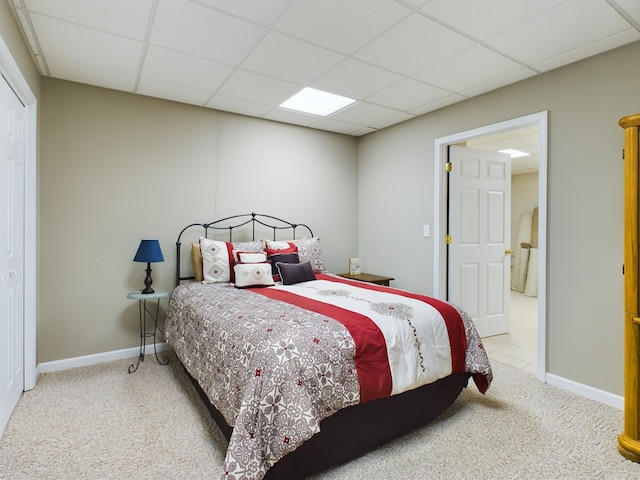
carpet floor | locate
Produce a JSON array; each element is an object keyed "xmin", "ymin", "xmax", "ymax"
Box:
[{"xmin": 1, "ymin": 352, "xmax": 639, "ymax": 479}]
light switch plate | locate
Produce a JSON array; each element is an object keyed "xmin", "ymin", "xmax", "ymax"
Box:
[{"xmin": 423, "ymin": 224, "xmax": 430, "ymax": 237}]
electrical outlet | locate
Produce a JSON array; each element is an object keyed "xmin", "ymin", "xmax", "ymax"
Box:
[{"xmin": 423, "ymin": 224, "xmax": 430, "ymax": 238}]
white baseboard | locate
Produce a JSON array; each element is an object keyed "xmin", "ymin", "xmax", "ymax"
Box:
[
  {"xmin": 38, "ymin": 342, "xmax": 173, "ymax": 374},
  {"xmin": 545, "ymin": 372, "xmax": 623, "ymax": 410},
  {"xmin": 35, "ymin": 345, "xmax": 625, "ymax": 410}
]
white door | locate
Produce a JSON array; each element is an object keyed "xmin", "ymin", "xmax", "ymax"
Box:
[
  {"xmin": 448, "ymin": 145, "xmax": 511, "ymax": 337},
  {"xmin": 0, "ymin": 76, "xmax": 25, "ymax": 436}
]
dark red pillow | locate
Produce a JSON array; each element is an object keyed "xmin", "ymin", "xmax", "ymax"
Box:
[{"xmin": 265, "ymin": 242, "xmax": 298, "ymax": 257}]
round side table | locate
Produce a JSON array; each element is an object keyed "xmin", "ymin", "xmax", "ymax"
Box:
[{"xmin": 126, "ymin": 290, "xmax": 170, "ymax": 373}]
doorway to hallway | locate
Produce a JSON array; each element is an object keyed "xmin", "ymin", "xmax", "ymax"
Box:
[{"xmin": 433, "ymin": 111, "xmax": 547, "ymax": 381}]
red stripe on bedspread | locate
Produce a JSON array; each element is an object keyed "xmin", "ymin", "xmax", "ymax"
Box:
[
  {"xmin": 317, "ymin": 274, "xmax": 468, "ymax": 374},
  {"xmin": 253, "ymin": 287, "xmax": 393, "ymax": 403}
]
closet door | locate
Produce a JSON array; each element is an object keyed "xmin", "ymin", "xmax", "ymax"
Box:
[{"xmin": 0, "ymin": 76, "xmax": 25, "ymax": 437}]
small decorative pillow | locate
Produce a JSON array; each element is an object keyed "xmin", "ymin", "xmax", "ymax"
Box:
[
  {"xmin": 290, "ymin": 237, "xmax": 327, "ymax": 273},
  {"xmin": 236, "ymin": 251, "xmax": 268, "ymax": 264},
  {"xmin": 276, "ymin": 260, "xmax": 317, "ymax": 285},
  {"xmin": 268, "ymin": 252, "xmax": 299, "ymax": 277},
  {"xmin": 264, "ymin": 240, "xmax": 298, "ymax": 256},
  {"xmin": 234, "ymin": 263, "xmax": 275, "ymax": 288},
  {"xmin": 200, "ymin": 237, "xmax": 234, "ymax": 283}
]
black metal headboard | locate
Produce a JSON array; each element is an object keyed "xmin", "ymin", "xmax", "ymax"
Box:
[{"xmin": 175, "ymin": 212, "xmax": 313, "ymax": 285}]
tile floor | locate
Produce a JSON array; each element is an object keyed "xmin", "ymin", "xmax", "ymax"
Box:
[{"xmin": 481, "ymin": 291, "xmax": 538, "ymax": 374}]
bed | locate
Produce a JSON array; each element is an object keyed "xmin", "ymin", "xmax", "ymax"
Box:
[{"xmin": 165, "ymin": 213, "xmax": 492, "ymax": 480}]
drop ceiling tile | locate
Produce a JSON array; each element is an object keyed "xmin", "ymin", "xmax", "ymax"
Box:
[
  {"xmin": 263, "ymin": 108, "xmax": 322, "ymax": 127},
  {"xmin": 142, "ymin": 46, "xmax": 234, "ymax": 93},
  {"xmin": 31, "ymin": 13, "xmax": 142, "ymax": 74},
  {"xmin": 485, "ymin": 0, "xmax": 633, "ymax": 66},
  {"xmin": 192, "ymin": 0, "xmax": 292, "ymax": 26},
  {"xmin": 206, "ymin": 95, "xmax": 272, "ymax": 117},
  {"xmin": 308, "ymin": 116, "xmax": 371, "ymax": 135},
  {"xmin": 532, "ymin": 28, "xmax": 640, "ymax": 72},
  {"xmin": 273, "ymin": 0, "xmax": 411, "ymax": 54},
  {"xmin": 414, "ymin": 45, "xmax": 524, "ymax": 93},
  {"xmin": 613, "ymin": 0, "xmax": 640, "ymax": 23},
  {"xmin": 459, "ymin": 67, "xmax": 536, "ymax": 98},
  {"xmin": 354, "ymin": 13, "xmax": 475, "ymax": 76},
  {"xmin": 217, "ymin": 69, "xmax": 301, "ymax": 106},
  {"xmin": 240, "ymin": 32, "xmax": 345, "ymax": 85},
  {"xmin": 420, "ymin": 0, "xmax": 567, "ymax": 41},
  {"xmin": 311, "ymin": 59, "xmax": 404, "ymax": 100},
  {"xmin": 408, "ymin": 93, "xmax": 466, "ymax": 116},
  {"xmin": 402, "ymin": 0, "xmax": 431, "ymax": 7},
  {"xmin": 46, "ymin": 57, "xmax": 137, "ymax": 92},
  {"xmin": 24, "ymin": 0, "xmax": 154, "ymax": 40},
  {"xmin": 137, "ymin": 78, "xmax": 213, "ymax": 106},
  {"xmin": 350, "ymin": 126, "xmax": 379, "ymax": 136},
  {"xmin": 329, "ymin": 101, "xmax": 404, "ymax": 127},
  {"xmin": 369, "ymin": 111, "xmax": 415, "ymax": 130},
  {"xmin": 150, "ymin": 0, "xmax": 266, "ymax": 65},
  {"xmin": 366, "ymin": 78, "xmax": 450, "ymax": 110}
]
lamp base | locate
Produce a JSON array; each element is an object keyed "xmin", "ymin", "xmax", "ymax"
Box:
[{"xmin": 141, "ymin": 263, "xmax": 154, "ymax": 294}]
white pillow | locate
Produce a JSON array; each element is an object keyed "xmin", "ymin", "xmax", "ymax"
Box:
[
  {"xmin": 235, "ymin": 251, "xmax": 268, "ymax": 263},
  {"xmin": 234, "ymin": 263, "xmax": 274, "ymax": 288},
  {"xmin": 200, "ymin": 237, "xmax": 232, "ymax": 283}
]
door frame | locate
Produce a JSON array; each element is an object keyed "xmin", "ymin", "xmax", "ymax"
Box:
[
  {"xmin": 433, "ymin": 111, "xmax": 548, "ymax": 382},
  {"xmin": 0, "ymin": 34, "xmax": 37, "ymax": 390}
]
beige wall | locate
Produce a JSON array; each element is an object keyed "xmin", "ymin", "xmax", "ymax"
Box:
[
  {"xmin": 39, "ymin": 79, "xmax": 358, "ymax": 362},
  {"xmin": 3, "ymin": 2, "xmax": 639, "ymax": 397},
  {"xmin": 358, "ymin": 41, "xmax": 640, "ymax": 396}
]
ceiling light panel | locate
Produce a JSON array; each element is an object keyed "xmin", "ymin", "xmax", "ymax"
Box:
[
  {"xmin": 279, "ymin": 87, "xmax": 356, "ymax": 116},
  {"xmin": 499, "ymin": 149, "xmax": 530, "ymax": 158}
]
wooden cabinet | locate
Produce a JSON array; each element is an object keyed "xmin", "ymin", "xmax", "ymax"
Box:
[{"xmin": 619, "ymin": 113, "xmax": 640, "ymax": 463}]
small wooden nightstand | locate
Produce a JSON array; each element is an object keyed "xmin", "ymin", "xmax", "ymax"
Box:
[
  {"xmin": 127, "ymin": 290, "xmax": 170, "ymax": 373},
  {"xmin": 337, "ymin": 273, "xmax": 395, "ymax": 286}
]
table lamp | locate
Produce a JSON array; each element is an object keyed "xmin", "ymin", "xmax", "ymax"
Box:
[{"xmin": 133, "ymin": 239, "xmax": 164, "ymax": 294}]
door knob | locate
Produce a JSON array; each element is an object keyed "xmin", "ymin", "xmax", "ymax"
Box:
[
  {"xmin": 505, "ymin": 249, "xmax": 514, "ymax": 256},
  {"xmin": 8, "ymin": 269, "xmax": 17, "ymax": 277}
]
